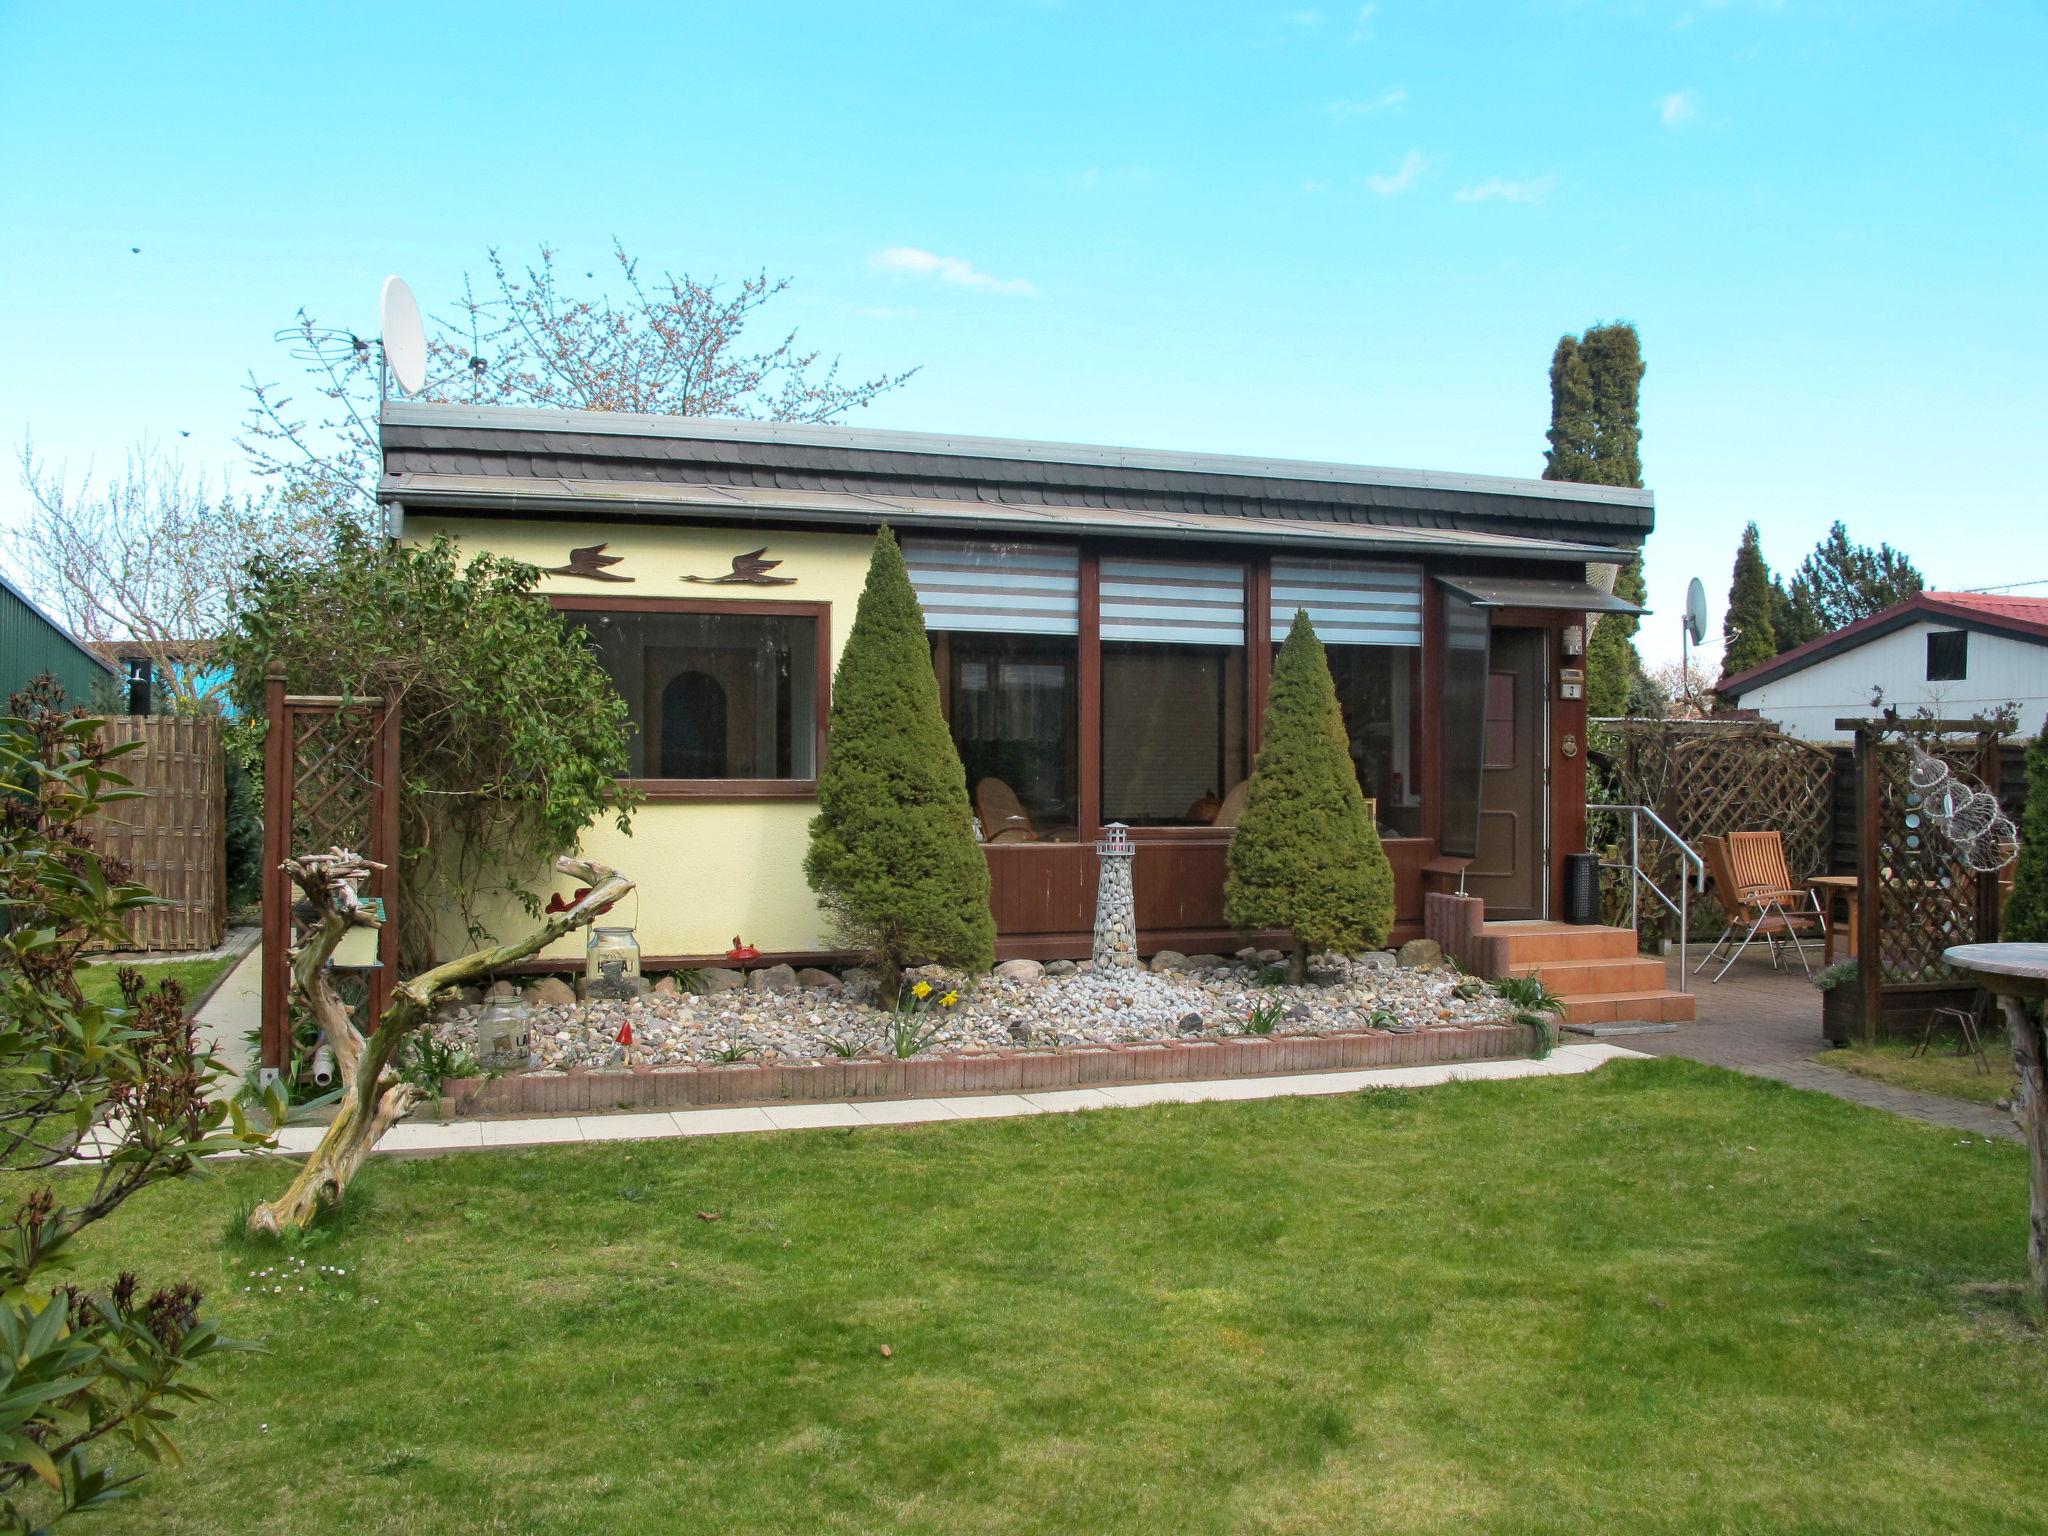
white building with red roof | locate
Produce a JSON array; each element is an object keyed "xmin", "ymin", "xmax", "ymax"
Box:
[{"xmin": 1719, "ymin": 591, "xmax": 2048, "ymax": 740}]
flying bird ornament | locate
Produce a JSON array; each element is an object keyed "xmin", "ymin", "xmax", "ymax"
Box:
[
  {"xmin": 683, "ymin": 548, "xmax": 798, "ymax": 586},
  {"xmin": 545, "ymin": 543, "xmax": 634, "ymax": 582}
]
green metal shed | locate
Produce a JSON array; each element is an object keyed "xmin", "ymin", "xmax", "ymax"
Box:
[{"xmin": 0, "ymin": 571, "xmax": 115, "ymax": 708}]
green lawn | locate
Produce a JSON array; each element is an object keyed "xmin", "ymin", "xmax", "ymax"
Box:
[
  {"xmin": 73, "ymin": 951, "xmax": 241, "ymax": 1012},
  {"xmin": 32, "ymin": 1058, "xmax": 2048, "ymax": 1535},
  {"xmin": 1816, "ymin": 1035, "xmax": 2018, "ymax": 1107}
]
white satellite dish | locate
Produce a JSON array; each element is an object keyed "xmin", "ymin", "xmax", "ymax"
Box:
[
  {"xmin": 1684, "ymin": 577, "xmax": 1709, "ymax": 647},
  {"xmin": 379, "ymin": 275, "xmax": 427, "ymax": 396}
]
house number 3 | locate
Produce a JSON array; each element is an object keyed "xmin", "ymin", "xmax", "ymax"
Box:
[{"xmin": 1561, "ymin": 733, "xmax": 1579, "ymax": 759}]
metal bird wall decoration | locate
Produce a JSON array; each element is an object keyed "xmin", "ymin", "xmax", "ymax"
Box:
[
  {"xmin": 545, "ymin": 543, "xmax": 634, "ymax": 582},
  {"xmin": 683, "ymin": 548, "xmax": 798, "ymax": 586}
]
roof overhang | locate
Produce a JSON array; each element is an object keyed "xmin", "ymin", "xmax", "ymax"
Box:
[
  {"xmin": 380, "ymin": 400, "xmax": 1656, "ymax": 515},
  {"xmin": 384, "ymin": 472, "xmax": 1629, "ymax": 564},
  {"xmin": 1435, "ymin": 574, "xmax": 1650, "ymax": 614}
]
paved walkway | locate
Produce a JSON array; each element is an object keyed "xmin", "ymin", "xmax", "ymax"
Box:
[
  {"xmin": 1632, "ymin": 949, "xmax": 2018, "ymax": 1141},
  {"xmin": 193, "ymin": 942, "xmax": 263, "ymax": 1098},
  {"xmin": 267, "ymin": 1042, "xmax": 1647, "ymax": 1157}
]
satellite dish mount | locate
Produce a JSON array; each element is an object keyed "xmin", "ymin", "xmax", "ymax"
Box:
[
  {"xmin": 1682, "ymin": 577, "xmax": 1710, "ymax": 711},
  {"xmin": 379, "ymin": 275, "xmax": 427, "ymax": 400}
]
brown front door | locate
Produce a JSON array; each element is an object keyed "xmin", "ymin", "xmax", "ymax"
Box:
[{"xmin": 1465, "ymin": 628, "xmax": 1547, "ymax": 920}]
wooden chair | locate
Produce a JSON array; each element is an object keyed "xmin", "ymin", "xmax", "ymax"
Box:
[
  {"xmin": 974, "ymin": 778, "xmax": 1038, "ymax": 843},
  {"xmin": 1210, "ymin": 779, "xmax": 1252, "ymax": 829},
  {"xmin": 1696, "ymin": 833, "xmax": 1826, "ymax": 982}
]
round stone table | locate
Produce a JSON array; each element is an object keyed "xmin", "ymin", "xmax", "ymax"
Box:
[{"xmin": 1945, "ymin": 943, "xmax": 2048, "ymax": 1304}]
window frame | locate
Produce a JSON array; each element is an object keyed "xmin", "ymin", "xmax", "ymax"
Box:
[
  {"xmin": 549, "ymin": 594, "xmax": 832, "ymax": 800},
  {"xmin": 1925, "ymin": 628, "xmax": 1968, "ymax": 683}
]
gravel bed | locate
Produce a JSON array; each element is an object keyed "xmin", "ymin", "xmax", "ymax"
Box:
[{"xmin": 431, "ymin": 949, "xmax": 1517, "ymax": 1072}]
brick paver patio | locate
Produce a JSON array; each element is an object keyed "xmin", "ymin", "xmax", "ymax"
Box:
[{"xmin": 1630, "ymin": 949, "xmax": 2018, "ymax": 1142}]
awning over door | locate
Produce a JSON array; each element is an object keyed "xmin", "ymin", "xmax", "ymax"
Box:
[{"xmin": 1434, "ymin": 575, "xmax": 1649, "ymax": 615}]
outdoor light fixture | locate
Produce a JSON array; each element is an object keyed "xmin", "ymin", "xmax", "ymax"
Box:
[
  {"xmin": 1562, "ymin": 624, "xmax": 1585, "ymax": 658},
  {"xmin": 330, "ymin": 898, "xmax": 385, "ymax": 971}
]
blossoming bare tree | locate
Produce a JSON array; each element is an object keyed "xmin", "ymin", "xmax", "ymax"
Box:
[{"xmin": 241, "ymin": 240, "xmax": 920, "ymax": 519}]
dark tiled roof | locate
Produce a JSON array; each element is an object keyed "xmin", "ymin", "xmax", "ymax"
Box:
[{"xmin": 380, "ymin": 403, "xmax": 1654, "ymax": 550}]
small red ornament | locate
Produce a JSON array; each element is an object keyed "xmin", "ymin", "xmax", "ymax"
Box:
[
  {"xmin": 726, "ymin": 935, "xmax": 760, "ymax": 961},
  {"xmin": 617, "ymin": 1020, "xmax": 634, "ymax": 1047},
  {"xmin": 545, "ymin": 887, "xmax": 592, "ymax": 914}
]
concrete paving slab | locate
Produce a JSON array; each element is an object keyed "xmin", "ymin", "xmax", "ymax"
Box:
[
  {"xmin": 852, "ymin": 1099, "xmax": 962, "ymax": 1126},
  {"xmin": 932, "ymin": 1094, "xmax": 1043, "ymax": 1119},
  {"xmin": 761, "ymin": 1103, "xmax": 864, "ymax": 1130},
  {"xmin": 576, "ymin": 1113, "xmax": 685, "ymax": 1142},
  {"xmin": 477, "ymin": 1117, "xmax": 583, "ymax": 1147},
  {"xmin": 1020, "ymin": 1088, "xmax": 1121, "ymax": 1113},
  {"xmin": 670, "ymin": 1107, "xmax": 777, "ymax": 1136}
]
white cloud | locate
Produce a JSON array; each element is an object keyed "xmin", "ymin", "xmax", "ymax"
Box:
[
  {"xmin": 1350, "ymin": 2, "xmax": 1378, "ymax": 42},
  {"xmin": 1366, "ymin": 149, "xmax": 1430, "ymax": 196},
  {"xmin": 1453, "ymin": 173, "xmax": 1557, "ymax": 205},
  {"xmin": 1660, "ymin": 90, "xmax": 1698, "ymax": 127},
  {"xmin": 1300, "ymin": 178, "xmax": 1331, "ymax": 193},
  {"xmin": 866, "ymin": 246, "xmax": 1037, "ymax": 297},
  {"xmin": 1324, "ymin": 87, "xmax": 1407, "ymax": 117}
]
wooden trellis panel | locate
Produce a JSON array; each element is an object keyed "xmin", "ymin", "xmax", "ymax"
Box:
[
  {"xmin": 1867, "ymin": 736, "xmax": 2000, "ymax": 986},
  {"xmin": 260, "ymin": 666, "xmax": 400, "ymax": 1075},
  {"xmin": 88, "ymin": 715, "xmax": 226, "ymax": 951},
  {"xmin": 1593, "ymin": 722, "xmax": 1837, "ymax": 936}
]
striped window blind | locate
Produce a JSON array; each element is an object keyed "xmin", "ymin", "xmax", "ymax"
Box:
[
  {"xmin": 1268, "ymin": 558, "xmax": 1424, "ymax": 647},
  {"xmin": 1099, "ymin": 558, "xmax": 1246, "ymax": 645},
  {"xmin": 902, "ymin": 539, "xmax": 1080, "ymax": 636}
]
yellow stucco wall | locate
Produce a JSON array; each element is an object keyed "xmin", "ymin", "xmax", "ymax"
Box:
[{"xmin": 405, "ymin": 514, "xmax": 876, "ymax": 963}]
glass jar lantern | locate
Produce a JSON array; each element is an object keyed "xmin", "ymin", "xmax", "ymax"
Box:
[
  {"xmin": 474, "ymin": 996, "xmax": 532, "ymax": 1069},
  {"xmin": 586, "ymin": 926, "xmax": 642, "ymax": 1000}
]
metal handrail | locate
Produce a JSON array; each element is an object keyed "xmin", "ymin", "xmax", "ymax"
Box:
[{"xmin": 1587, "ymin": 803, "xmax": 1708, "ymax": 992}]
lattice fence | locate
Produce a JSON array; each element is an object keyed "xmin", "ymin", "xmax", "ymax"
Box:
[
  {"xmin": 88, "ymin": 715, "xmax": 226, "ymax": 951},
  {"xmin": 1870, "ymin": 737, "xmax": 1992, "ymax": 985},
  {"xmin": 1592, "ymin": 722, "xmax": 1838, "ymax": 939}
]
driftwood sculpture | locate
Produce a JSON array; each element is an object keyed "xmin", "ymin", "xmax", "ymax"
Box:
[{"xmin": 248, "ymin": 848, "xmax": 632, "ymax": 1236}]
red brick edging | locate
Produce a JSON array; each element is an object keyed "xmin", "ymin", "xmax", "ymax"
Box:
[{"xmin": 445, "ymin": 1023, "xmax": 1540, "ymax": 1118}]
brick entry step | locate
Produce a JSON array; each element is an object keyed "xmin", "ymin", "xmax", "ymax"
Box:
[{"xmin": 1477, "ymin": 921, "xmax": 1698, "ymax": 1027}]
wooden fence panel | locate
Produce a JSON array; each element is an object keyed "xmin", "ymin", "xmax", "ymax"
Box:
[{"xmin": 90, "ymin": 716, "xmax": 226, "ymax": 952}]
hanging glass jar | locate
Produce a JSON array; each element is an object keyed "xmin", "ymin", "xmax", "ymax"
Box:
[{"xmin": 585, "ymin": 926, "xmax": 642, "ymax": 1000}]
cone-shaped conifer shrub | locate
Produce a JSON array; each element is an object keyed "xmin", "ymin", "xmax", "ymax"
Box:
[
  {"xmin": 1225, "ymin": 609, "xmax": 1395, "ymax": 982},
  {"xmin": 805, "ymin": 527, "xmax": 993, "ymax": 1007}
]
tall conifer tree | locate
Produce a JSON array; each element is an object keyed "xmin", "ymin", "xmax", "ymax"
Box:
[
  {"xmin": 1720, "ymin": 522, "xmax": 1779, "ymax": 683},
  {"xmin": 1546, "ymin": 323, "xmax": 1648, "ymax": 716},
  {"xmin": 805, "ymin": 527, "xmax": 994, "ymax": 1006}
]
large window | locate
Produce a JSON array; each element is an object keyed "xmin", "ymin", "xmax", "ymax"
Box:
[
  {"xmin": 936, "ymin": 634, "xmax": 1080, "ymax": 840},
  {"xmin": 907, "ymin": 538, "xmax": 1083, "ymax": 842},
  {"xmin": 558, "ymin": 602, "xmax": 824, "ymax": 791},
  {"xmin": 1102, "ymin": 643, "xmax": 1247, "ymax": 824},
  {"xmin": 1326, "ymin": 644, "xmax": 1424, "ymax": 837},
  {"xmin": 1272, "ymin": 558, "xmax": 1426, "ymax": 839},
  {"xmin": 1101, "ymin": 558, "xmax": 1248, "ymax": 826}
]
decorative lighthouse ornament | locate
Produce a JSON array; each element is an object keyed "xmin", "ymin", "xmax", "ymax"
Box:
[{"xmin": 1092, "ymin": 823, "xmax": 1137, "ymax": 971}]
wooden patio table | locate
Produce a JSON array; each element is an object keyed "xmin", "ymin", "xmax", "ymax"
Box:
[
  {"xmin": 1945, "ymin": 943, "xmax": 2048, "ymax": 1307},
  {"xmin": 1810, "ymin": 875, "xmax": 1859, "ymax": 965}
]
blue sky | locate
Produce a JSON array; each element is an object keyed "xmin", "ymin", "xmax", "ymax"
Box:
[{"xmin": 3, "ymin": 1, "xmax": 2043, "ymax": 666}]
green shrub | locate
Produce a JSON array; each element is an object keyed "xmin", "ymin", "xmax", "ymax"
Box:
[
  {"xmin": 805, "ymin": 529, "xmax": 994, "ymax": 1008},
  {"xmin": 1225, "ymin": 610, "xmax": 1395, "ymax": 982},
  {"xmin": 2004, "ymin": 726, "xmax": 2048, "ymax": 945}
]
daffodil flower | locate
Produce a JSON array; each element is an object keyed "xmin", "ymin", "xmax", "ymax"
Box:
[
  {"xmin": 941, "ymin": 990, "xmax": 959, "ymax": 1008},
  {"xmin": 912, "ymin": 980, "xmax": 933, "ymax": 1000}
]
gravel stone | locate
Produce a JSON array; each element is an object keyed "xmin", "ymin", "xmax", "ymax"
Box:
[
  {"xmin": 433, "ymin": 952, "xmax": 1512, "ymax": 1072},
  {"xmin": 1396, "ymin": 939, "xmax": 1444, "ymax": 969},
  {"xmin": 994, "ymin": 958, "xmax": 1046, "ymax": 983},
  {"xmin": 748, "ymin": 963, "xmax": 799, "ymax": 995}
]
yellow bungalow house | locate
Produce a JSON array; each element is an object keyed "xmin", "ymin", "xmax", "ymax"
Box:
[{"xmin": 380, "ymin": 400, "xmax": 1655, "ymax": 971}]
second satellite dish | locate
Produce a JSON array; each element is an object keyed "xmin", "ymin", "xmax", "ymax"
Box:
[
  {"xmin": 380, "ymin": 275, "xmax": 427, "ymax": 396},
  {"xmin": 1684, "ymin": 577, "xmax": 1709, "ymax": 647}
]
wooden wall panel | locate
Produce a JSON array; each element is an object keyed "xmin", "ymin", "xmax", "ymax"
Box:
[{"xmin": 89, "ymin": 716, "xmax": 226, "ymax": 952}]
